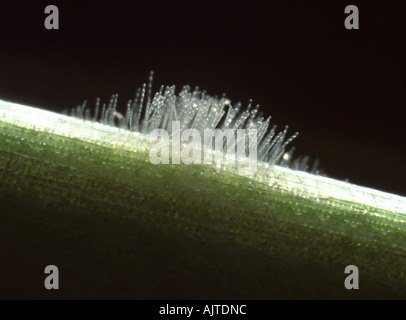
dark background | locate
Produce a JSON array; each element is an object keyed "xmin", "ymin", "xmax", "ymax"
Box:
[{"xmin": 0, "ymin": 1, "xmax": 404, "ymax": 195}]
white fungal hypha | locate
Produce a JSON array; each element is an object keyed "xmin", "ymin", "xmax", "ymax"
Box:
[{"xmin": 67, "ymin": 72, "xmax": 317, "ymax": 173}]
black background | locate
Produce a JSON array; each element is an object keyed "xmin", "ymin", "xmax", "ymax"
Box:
[{"xmin": 0, "ymin": 1, "xmax": 404, "ymax": 195}]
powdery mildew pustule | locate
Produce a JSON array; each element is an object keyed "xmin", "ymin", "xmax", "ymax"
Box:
[{"xmin": 67, "ymin": 72, "xmax": 318, "ymax": 173}]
